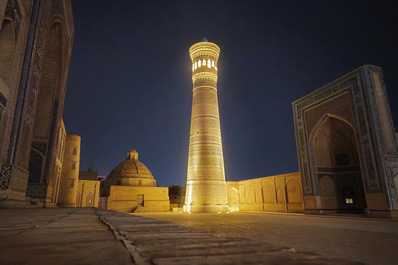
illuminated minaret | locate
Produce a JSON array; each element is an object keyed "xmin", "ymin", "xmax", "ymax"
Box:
[{"xmin": 184, "ymin": 38, "xmax": 229, "ymax": 213}]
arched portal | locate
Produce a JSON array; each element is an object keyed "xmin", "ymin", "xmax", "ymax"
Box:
[
  {"xmin": 312, "ymin": 115, "xmax": 366, "ymax": 211},
  {"xmin": 85, "ymin": 192, "xmax": 94, "ymax": 207},
  {"xmin": 0, "ymin": 18, "xmax": 16, "ymax": 160},
  {"xmin": 27, "ymin": 22, "xmax": 63, "ymax": 199}
]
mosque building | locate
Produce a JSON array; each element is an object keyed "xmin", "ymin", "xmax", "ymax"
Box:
[{"xmin": 101, "ymin": 150, "xmax": 169, "ymax": 213}]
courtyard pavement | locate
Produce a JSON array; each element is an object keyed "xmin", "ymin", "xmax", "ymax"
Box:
[
  {"xmin": 0, "ymin": 208, "xmax": 364, "ymax": 265},
  {"xmin": 0, "ymin": 208, "xmax": 132, "ymax": 265},
  {"xmin": 134, "ymin": 211, "xmax": 398, "ymax": 265}
]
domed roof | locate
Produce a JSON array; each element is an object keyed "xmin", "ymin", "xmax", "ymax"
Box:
[{"xmin": 107, "ymin": 150, "xmax": 154, "ymax": 180}]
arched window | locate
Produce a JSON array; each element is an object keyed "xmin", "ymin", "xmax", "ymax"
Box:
[
  {"xmin": 28, "ymin": 149, "xmax": 44, "ymax": 183},
  {"xmin": 198, "ymin": 60, "xmax": 201, "ymax": 67},
  {"xmin": 202, "ymin": 59, "xmax": 206, "ymax": 65},
  {"xmin": 0, "ymin": 19, "xmax": 16, "ymax": 87},
  {"xmin": 342, "ymin": 186, "xmax": 355, "ymax": 204},
  {"xmin": 207, "ymin": 59, "xmax": 211, "ymax": 68},
  {"xmin": 212, "ymin": 60, "xmax": 215, "ymax": 67},
  {"xmin": 194, "ymin": 61, "xmax": 197, "ymax": 70}
]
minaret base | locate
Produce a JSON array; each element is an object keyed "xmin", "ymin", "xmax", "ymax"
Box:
[{"xmin": 183, "ymin": 204, "xmax": 230, "ymax": 213}]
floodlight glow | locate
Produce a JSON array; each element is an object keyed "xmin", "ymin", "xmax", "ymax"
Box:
[{"xmin": 184, "ymin": 40, "xmax": 229, "ymax": 213}]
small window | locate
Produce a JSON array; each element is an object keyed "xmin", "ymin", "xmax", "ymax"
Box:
[
  {"xmin": 194, "ymin": 61, "xmax": 197, "ymax": 69},
  {"xmin": 69, "ymin": 179, "xmax": 74, "ymax": 188},
  {"xmin": 192, "ymin": 63, "xmax": 194, "ymax": 72},
  {"xmin": 203, "ymin": 59, "xmax": 206, "ymax": 65},
  {"xmin": 212, "ymin": 60, "xmax": 215, "ymax": 67},
  {"xmin": 198, "ymin": 60, "xmax": 201, "ymax": 67},
  {"xmin": 207, "ymin": 59, "xmax": 211, "ymax": 68},
  {"xmin": 72, "ymin": 147, "xmax": 77, "ymax": 155},
  {"xmin": 137, "ymin": 194, "xmax": 144, "ymax": 206},
  {"xmin": 342, "ymin": 186, "xmax": 355, "ymax": 205},
  {"xmin": 71, "ymin": 162, "xmax": 76, "ymax": 170}
]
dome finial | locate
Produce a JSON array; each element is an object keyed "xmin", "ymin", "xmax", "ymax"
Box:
[
  {"xmin": 202, "ymin": 37, "xmax": 208, "ymax": 42},
  {"xmin": 126, "ymin": 150, "xmax": 138, "ymax": 160}
]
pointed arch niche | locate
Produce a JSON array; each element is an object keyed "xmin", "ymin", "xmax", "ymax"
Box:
[
  {"xmin": 0, "ymin": 18, "xmax": 16, "ymax": 159},
  {"xmin": 0, "ymin": 18, "xmax": 15, "ymax": 92},
  {"xmin": 27, "ymin": 22, "xmax": 63, "ymax": 199},
  {"xmin": 309, "ymin": 113, "xmax": 367, "ymax": 211}
]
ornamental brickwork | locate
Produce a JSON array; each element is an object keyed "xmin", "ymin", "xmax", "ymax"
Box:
[
  {"xmin": 0, "ymin": 0, "xmax": 74, "ymax": 207},
  {"xmin": 292, "ymin": 65, "xmax": 398, "ymax": 219},
  {"xmin": 184, "ymin": 40, "xmax": 229, "ymax": 213}
]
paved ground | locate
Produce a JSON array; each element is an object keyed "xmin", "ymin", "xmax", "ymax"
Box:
[
  {"xmin": 134, "ymin": 212, "xmax": 398, "ymax": 265},
  {"xmin": 0, "ymin": 208, "xmax": 132, "ymax": 265},
  {"xmin": 0, "ymin": 208, "xmax": 362, "ymax": 265}
]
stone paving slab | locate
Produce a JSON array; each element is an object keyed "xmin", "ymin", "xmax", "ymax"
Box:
[
  {"xmin": 136, "ymin": 211, "xmax": 398, "ymax": 264},
  {"xmin": 96, "ymin": 209, "xmax": 363, "ymax": 265},
  {"xmin": 0, "ymin": 208, "xmax": 132, "ymax": 265},
  {"xmin": 0, "ymin": 208, "xmax": 364, "ymax": 264},
  {"xmin": 0, "ymin": 240, "xmax": 131, "ymax": 265},
  {"xmin": 151, "ymin": 253, "xmax": 356, "ymax": 265},
  {"xmin": 0, "ymin": 230, "xmax": 113, "ymax": 247},
  {"xmin": 118, "ymin": 224, "xmax": 200, "ymax": 232}
]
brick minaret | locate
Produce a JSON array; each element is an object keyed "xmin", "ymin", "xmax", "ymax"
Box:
[{"xmin": 184, "ymin": 38, "xmax": 229, "ymax": 213}]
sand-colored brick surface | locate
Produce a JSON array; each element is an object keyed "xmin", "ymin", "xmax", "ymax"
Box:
[{"xmin": 184, "ymin": 40, "xmax": 229, "ymax": 213}]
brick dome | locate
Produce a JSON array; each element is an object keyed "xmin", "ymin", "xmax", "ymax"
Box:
[{"xmin": 107, "ymin": 150, "xmax": 154, "ymax": 180}]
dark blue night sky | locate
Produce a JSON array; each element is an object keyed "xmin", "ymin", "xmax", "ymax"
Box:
[{"xmin": 64, "ymin": 0, "xmax": 398, "ymax": 187}]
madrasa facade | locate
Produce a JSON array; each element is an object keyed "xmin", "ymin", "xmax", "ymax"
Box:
[
  {"xmin": 226, "ymin": 65, "xmax": 398, "ymax": 219},
  {"xmin": 1, "ymin": 0, "xmax": 397, "ymax": 219},
  {"xmin": 0, "ymin": 0, "xmax": 77, "ymax": 207}
]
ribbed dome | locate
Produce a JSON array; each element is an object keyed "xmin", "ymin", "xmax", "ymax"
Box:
[{"xmin": 107, "ymin": 150, "xmax": 154, "ymax": 180}]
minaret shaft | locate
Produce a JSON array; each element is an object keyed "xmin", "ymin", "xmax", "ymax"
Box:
[{"xmin": 184, "ymin": 40, "xmax": 229, "ymax": 213}]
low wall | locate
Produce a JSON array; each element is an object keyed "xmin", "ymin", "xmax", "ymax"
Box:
[
  {"xmin": 227, "ymin": 172, "xmax": 304, "ymax": 213},
  {"xmin": 77, "ymin": 180, "xmax": 100, "ymax": 207},
  {"xmin": 107, "ymin": 185, "xmax": 170, "ymax": 213}
]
